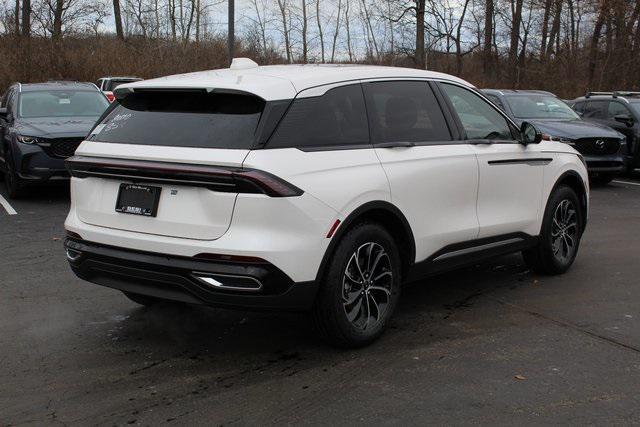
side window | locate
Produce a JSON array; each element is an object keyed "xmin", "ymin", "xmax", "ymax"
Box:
[
  {"xmin": 573, "ymin": 101, "xmax": 585, "ymax": 114},
  {"xmin": 363, "ymin": 81, "xmax": 450, "ymax": 143},
  {"xmin": 607, "ymin": 101, "xmax": 630, "ymax": 119},
  {"xmin": 96, "ymin": 79, "xmax": 104, "ymax": 90},
  {"xmin": 583, "ymin": 100, "xmax": 607, "ymax": 119},
  {"xmin": 268, "ymin": 84, "xmax": 369, "ymax": 149},
  {"xmin": 440, "ymin": 83, "xmax": 514, "ymax": 141}
]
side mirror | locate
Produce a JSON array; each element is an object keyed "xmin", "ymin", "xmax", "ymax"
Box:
[
  {"xmin": 520, "ymin": 121, "xmax": 542, "ymax": 145},
  {"xmin": 614, "ymin": 114, "xmax": 634, "ymax": 127}
]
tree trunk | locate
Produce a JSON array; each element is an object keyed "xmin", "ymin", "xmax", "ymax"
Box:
[
  {"xmin": 539, "ymin": 0, "xmax": 552, "ymax": 59},
  {"xmin": 301, "ymin": 0, "xmax": 308, "ymax": 62},
  {"xmin": 545, "ymin": 0, "xmax": 562, "ymax": 58},
  {"xmin": 588, "ymin": 1, "xmax": 606, "ymax": 88},
  {"xmin": 454, "ymin": 0, "xmax": 470, "ymax": 76},
  {"xmin": 52, "ymin": 0, "xmax": 63, "ymax": 39},
  {"xmin": 228, "ymin": 0, "xmax": 235, "ymax": 63},
  {"xmin": 508, "ymin": 0, "xmax": 523, "ymax": 84},
  {"xmin": 21, "ymin": 0, "xmax": 30, "ymax": 37},
  {"xmin": 330, "ymin": 0, "xmax": 341, "ymax": 62},
  {"xmin": 316, "ymin": 0, "xmax": 325, "ymax": 62},
  {"xmin": 345, "ymin": 0, "xmax": 353, "ymax": 61},
  {"xmin": 483, "ymin": 0, "xmax": 493, "ymax": 76},
  {"xmin": 14, "ymin": 0, "xmax": 20, "ymax": 36},
  {"xmin": 415, "ymin": 0, "xmax": 425, "ymax": 69},
  {"xmin": 113, "ymin": 0, "xmax": 124, "ymax": 40},
  {"xmin": 277, "ymin": 0, "xmax": 291, "ymax": 62}
]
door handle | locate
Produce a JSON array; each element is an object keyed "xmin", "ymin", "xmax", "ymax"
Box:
[{"xmin": 375, "ymin": 141, "xmax": 416, "ymax": 148}]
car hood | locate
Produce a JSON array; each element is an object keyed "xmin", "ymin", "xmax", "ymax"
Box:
[
  {"xmin": 15, "ymin": 117, "xmax": 99, "ymax": 139},
  {"xmin": 514, "ymin": 119, "xmax": 623, "ymax": 140}
]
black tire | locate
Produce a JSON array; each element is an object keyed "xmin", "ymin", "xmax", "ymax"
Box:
[
  {"xmin": 312, "ymin": 222, "xmax": 402, "ymax": 348},
  {"xmin": 122, "ymin": 291, "xmax": 164, "ymax": 307},
  {"xmin": 523, "ymin": 185, "xmax": 583, "ymax": 275},
  {"xmin": 4, "ymin": 151, "xmax": 24, "ymax": 199},
  {"xmin": 590, "ymin": 173, "xmax": 614, "ymax": 186}
]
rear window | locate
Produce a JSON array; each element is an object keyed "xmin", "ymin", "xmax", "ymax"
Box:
[{"xmin": 89, "ymin": 91, "xmax": 265, "ymax": 149}]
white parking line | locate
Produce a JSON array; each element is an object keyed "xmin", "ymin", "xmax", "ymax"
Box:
[
  {"xmin": 0, "ymin": 193, "xmax": 17, "ymax": 215},
  {"xmin": 613, "ymin": 180, "xmax": 640, "ymax": 187}
]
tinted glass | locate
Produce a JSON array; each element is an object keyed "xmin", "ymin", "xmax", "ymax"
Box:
[
  {"xmin": 583, "ymin": 100, "xmax": 607, "ymax": 119},
  {"xmin": 607, "ymin": 101, "xmax": 631, "ymax": 119},
  {"xmin": 504, "ymin": 94, "xmax": 579, "ymax": 120},
  {"xmin": 19, "ymin": 90, "xmax": 109, "ymax": 118},
  {"xmin": 441, "ymin": 83, "xmax": 513, "ymax": 140},
  {"xmin": 485, "ymin": 94, "xmax": 506, "ymax": 111},
  {"xmin": 630, "ymin": 103, "xmax": 640, "ymax": 116},
  {"xmin": 105, "ymin": 79, "xmax": 140, "ymax": 91},
  {"xmin": 268, "ymin": 84, "xmax": 369, "ymax": 148},
  {"xmin": 573, "ymin": 101, "xmax": 585, "ymax": 113},
  {"xmin": 89, "ymin": 91, "xmax": 264, "ymax": 149},
  {"xmin": 364, "ymin": 81, "xmax": 450, "ymax": 143}
]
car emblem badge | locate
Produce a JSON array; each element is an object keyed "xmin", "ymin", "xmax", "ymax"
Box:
[{"xmin": 595, "ymin": 140, "xmax": 605, "ymax": 150}]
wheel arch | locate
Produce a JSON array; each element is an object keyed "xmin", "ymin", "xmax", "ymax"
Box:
[
  {"xmin": 551, "ymin": 170, "xmax": 588, "ymax": 232},
  {"xmin": 315, "ymin": 201, "xmax": 416, "ymax": 282}
]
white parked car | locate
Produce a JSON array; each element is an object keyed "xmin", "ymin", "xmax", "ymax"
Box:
[
  {"xmin": 95, "ymin": 76, "xmax": 142, "ymax": 102},
  {"xmin": 65, "ymin": 59, "xmax": 589, "ymax": 347}
]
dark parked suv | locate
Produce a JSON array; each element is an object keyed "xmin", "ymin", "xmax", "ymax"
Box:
[
  {"xmin": 569, "ymin": 92, "xmax": 640, "ymax": 174},
  {"xmin": 0, "ymin": 81, "xmax": 109, "ymax": 198},
  {"xmin": 483, "ymin": 89, "xmax": 627, "ymax": 184}
]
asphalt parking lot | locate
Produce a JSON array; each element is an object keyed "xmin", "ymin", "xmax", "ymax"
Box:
[{"xmin": 2, "ymin": 175, "xmax": 640, "ymax": 425}]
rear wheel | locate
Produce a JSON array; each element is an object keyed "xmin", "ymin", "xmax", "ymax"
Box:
[
  {"xmin": 312, "ymin": 222, "xmax": 402, "ymax": 348},
  {"xmin": 122, "ymin": 291, "xmax": 164, "ymax": 307},
  {"xmin": 523, "ymin": 185, "xmax": 583, "ymax": 275}
]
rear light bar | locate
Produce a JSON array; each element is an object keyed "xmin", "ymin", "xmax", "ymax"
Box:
[{"xmin": 65, "ymin": 155, "xmax": 303, "ymax": 197}]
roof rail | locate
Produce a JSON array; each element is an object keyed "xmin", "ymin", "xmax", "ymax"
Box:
[
  {"xmin": 585, "ymin": 91, "xmax": 613, "ymax": 98},
  {"xmin": 613, "ymin": 91, "xmax": 640, "ymax": 98}
]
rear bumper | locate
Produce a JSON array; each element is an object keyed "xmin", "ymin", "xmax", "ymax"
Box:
[{"xmin": 64, "ymin": 238, "xmax": 319, "ymax": 311}]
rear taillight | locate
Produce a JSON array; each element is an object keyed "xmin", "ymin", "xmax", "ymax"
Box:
[
  {"xmin": 104, "ymin": 92, "xmax": 115, "ymax": 102},
  {"xmin": 65, "ymin": 156, "xmax": 304, "ymax": 197}
]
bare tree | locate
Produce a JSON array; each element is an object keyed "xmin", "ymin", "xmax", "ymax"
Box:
[
  {"xmin": 277, "ymin": 0, "xmax": 292, "ymax": 62},
  {"xmin": 330, "ymin": 0, "xmax": 342, "ymax": 62},
  {"xmin": 21, "ymin": 0, "xmax": 30, "ymax": 36},
  {"xmin": 113, "ymin": 0, "xmax": 123, "ymax": 39},
  {"xmin": 301, "ymin": 0, "xmax": 308, "ymax": 62},
  {"xmin": 316, "ymin": 0, "xmax": 324, "ymax": 62},
  {"xmin": 483, "ymin": 0, "xmax": 493, "ymax": 76}
]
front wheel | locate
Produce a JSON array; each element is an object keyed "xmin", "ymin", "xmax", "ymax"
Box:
[
  {"xmin": 4, "ymin": 152, "xmax": 24, "ymax": 199},
  {"xmin": 590, "ymin": 173, "xmax": 615, "ymax": 186},
  {"xmin": 312, "ymin": 222, "xmax": 402, "ymax": 348},
  {"xmin": 523, "ymin": 185, "xmax": 583, "ymax": 275}
]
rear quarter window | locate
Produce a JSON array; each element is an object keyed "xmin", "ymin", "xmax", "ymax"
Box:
[
  {"xmin": 88, "ymin": 91, "xmax": 265, "ymax": 149},
  {"xmin": 267, "ymin": 84, "xmax": 369, "ymax": 149}
]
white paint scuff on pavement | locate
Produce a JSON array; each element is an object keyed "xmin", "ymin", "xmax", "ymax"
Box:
[
  {"xmin": 0, "ymin": 193, "xmax": 17, "ymax": 215},
  {"xmin": 613, "ymin": 180, "xmax": 640, "ymax": 187}
]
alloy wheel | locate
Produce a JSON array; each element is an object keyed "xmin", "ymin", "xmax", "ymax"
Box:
[
  {"xmin": 342, "ymin": 242, "xmax": 393, "ymax": 330},
  {"xmin": 551, "ymin": 199, "xmax": 578, "ymax": 263}
]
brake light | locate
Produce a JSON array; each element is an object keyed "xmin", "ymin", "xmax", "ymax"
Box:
[{"xmin": 104, "ymin": 92, "xmax": 115, "ymax": 103}]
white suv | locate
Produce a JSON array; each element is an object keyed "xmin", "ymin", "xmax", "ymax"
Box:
[{"xmin": 64, "ymin": 60, "xmax": 589, "ymax": 347}]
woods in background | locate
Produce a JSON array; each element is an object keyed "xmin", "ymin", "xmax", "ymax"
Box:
[{"xmin": 1, "ymin": 0, "xmax": 639, "ymax": 97}]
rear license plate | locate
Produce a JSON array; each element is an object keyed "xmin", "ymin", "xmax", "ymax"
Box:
[{"xmin": 115, "ymin": 184, "xmax": 161, "ymax": 217}]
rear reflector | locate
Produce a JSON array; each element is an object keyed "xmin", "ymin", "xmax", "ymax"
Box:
[
  {"xmin": 326, "ymin": 219, "xmax": 341, "ymax": 238},
  {"xmin": 105, "ymin": 92, "xmax": 115, "ymax": 103},
  {"xmin": 66, "ymin": 156, "xmax": 303, "ymax": 197},
  {"xmin": 193, "ymin": 273, "xmax": 263, "ymax": 292}
]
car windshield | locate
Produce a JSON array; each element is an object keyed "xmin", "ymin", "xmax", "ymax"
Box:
[
  {"xmin": 19, "ymin": 90, "xmax": 109, "ymax": 119},
  {"xmin": 505, "ymin": 95, "xmax": 580, "ymax": 120}
]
